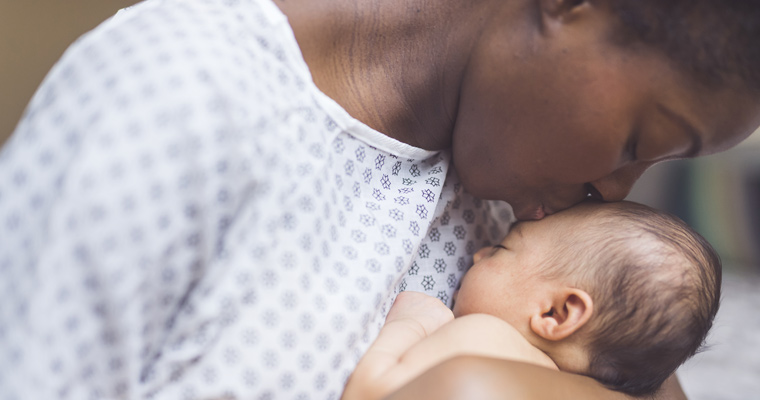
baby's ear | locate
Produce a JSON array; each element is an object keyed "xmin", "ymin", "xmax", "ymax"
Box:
[{"xmin": 529, "ymin": 288, "xmax": 593, "ymax": 341}]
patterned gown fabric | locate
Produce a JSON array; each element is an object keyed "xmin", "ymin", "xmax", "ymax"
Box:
[{"xmin": 0, "ymin": 0, "xmax": 514, "ymax": 398}]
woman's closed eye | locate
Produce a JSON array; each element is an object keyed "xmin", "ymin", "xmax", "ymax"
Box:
[{"xmin": 625, "ymin": 127, "xmax": 640, "ymax": 162}]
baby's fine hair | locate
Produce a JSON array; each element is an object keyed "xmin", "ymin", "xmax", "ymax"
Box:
[{"xmin": 542, "ymin": 201, "xmax": 721, "ymax": 396}]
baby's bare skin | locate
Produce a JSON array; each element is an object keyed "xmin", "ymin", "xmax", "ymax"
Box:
[{"xmin": 342, "ymin": 291, "xmax": 557, "ymax": 400}]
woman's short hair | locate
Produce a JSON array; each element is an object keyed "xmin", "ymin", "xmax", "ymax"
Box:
[{"xmin": 604, "ymin": 0, "xmax": 760, "ymax": 93}]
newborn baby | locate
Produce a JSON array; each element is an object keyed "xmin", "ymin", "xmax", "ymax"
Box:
[{"xmin": 343, "ymin": 201, "xmax": 721, "ymax": 399}]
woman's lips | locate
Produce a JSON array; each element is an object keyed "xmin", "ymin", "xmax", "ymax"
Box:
[
  {"xmin": 533, "ymin": 205, "xmax": 546, "ymax": 220},
  {"xmin": 517, "ymin": 204, "xmax": 553, "ymax": 220}
]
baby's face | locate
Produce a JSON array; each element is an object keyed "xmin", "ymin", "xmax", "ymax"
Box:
[{"xmin": 452, "ymin": 204, "xmax": 593, "ymax": 324}]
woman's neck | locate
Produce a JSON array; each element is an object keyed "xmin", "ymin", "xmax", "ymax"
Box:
[{"xmin": 274, "ymin": 0, "xmax": 511, "ymax": 150}]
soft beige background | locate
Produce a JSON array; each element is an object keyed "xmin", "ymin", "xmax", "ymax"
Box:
[{"xmin": 0, "ymin": 0, "xmax": 139, "ymax": 144}]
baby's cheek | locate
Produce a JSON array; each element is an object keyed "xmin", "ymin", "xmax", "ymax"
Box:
[
  {"xmin": 451, "ymin": 290, "xmax": 468, "ymax": 317},
  {"xmin": 451, "ymin": 290, "xmax": 460, "ymax": 313},
  {"xmin": 451, "ymin": 288, "xmax": 481, "ymax": 317}
]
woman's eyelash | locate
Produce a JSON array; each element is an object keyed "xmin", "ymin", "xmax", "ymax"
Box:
[
  {"xmin": 626, "ymin": 128, "xmax": 640, "ymax": 161},
  {"xmin": 628, "ymin": 138, "xmax": 638, "ymax": 161},
  {"xmin": 493, "ymin": 244, "xmax": 508, "ymax": 251}
]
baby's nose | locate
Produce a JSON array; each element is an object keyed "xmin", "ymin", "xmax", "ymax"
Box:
[{"xmin": 473, "ymin": 246, "xmax": 490, "ymax": 263}]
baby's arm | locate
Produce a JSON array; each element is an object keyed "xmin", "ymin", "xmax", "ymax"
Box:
[
  {"xmin": 342, "ymin": 291, "xmax": 455, "ymax": 400},
  {"xmin": 342, "ymin": 292, "xmax": 558, "ymax": 400}
]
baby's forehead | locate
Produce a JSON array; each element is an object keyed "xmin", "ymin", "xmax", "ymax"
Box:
[
  {"xmin": 522, "ymin": 202, "xmax": 704, "ymax": 265},
  {"xmin": 522, "ymin": 203, "xmax": 623, "ymax": 236},
  {"xmin": 556, "ymin": 208, "xmax": 684, "ymax": 252},
  {"xmin": 554, "ymin": 202, "xmax": 666, "ymax": 232}
]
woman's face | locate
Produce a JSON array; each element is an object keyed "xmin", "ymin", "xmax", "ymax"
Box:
[{"xmin": 451, "ymin": 6, "xmax": 760, "ymax": 221}]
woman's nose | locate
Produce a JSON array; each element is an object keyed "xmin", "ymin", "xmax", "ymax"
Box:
[{"xmin": 587, "ymin": 163, "xmax": 652, "ymax": 202}]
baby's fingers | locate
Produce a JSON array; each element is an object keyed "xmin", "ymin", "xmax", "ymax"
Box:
[{"xmin": 386, "ymin": 291, "xmax": 454, "ymax": 333}]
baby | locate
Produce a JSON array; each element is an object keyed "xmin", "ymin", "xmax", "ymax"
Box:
[{"xmin": 343, "ymin": 201, "xmax": 721, "ymax": 399}]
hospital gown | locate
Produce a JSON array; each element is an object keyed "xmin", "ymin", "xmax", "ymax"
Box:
[{"xmin": 0, "ymin": 0, "xmax": 514, "ymax": 398}]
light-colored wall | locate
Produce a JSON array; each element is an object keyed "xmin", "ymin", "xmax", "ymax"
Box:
[{"xmin": 0, "ymin": 0, "xmax": 139, "ymax": 144}]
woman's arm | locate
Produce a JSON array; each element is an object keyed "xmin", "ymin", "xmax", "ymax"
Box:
[{"xmin": 385, "ymin": 356, "xmax": 688, "ymax": 400}]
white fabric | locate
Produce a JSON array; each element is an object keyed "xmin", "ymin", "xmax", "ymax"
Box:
[{"xmin": 0, "ymin": 0, "xmax": 514, "ymax": 398}]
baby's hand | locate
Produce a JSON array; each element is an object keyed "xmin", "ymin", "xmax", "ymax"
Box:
[
  {"xmin": 385, "ymin": 291, "xmax": 454, "ymax": 337},
  {"xmin": 342, "ymin": 291, "xmax": 455, "ymax": 400}
]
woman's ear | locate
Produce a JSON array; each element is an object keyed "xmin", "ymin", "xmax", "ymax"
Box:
[{"xmin": 529, "ymin": 288, "xmax": 593, "ymax": 341}]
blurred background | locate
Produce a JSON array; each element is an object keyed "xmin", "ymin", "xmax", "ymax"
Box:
[
  {"xmin": 627, "ymin": 135, "xmax": 760, "ymax": 400},
  {"xmin": 1, "ymin": 1, "xmax": 758, "ymax": 399}
]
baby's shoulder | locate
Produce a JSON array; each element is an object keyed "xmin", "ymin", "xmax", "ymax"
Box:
[
  {"xmin": 440, "ymin": 314, "xmax": 559, "ymax": 371},
  {"xmin": 446, "ymin": 314, "xmax": 524, "ymax": 341}
]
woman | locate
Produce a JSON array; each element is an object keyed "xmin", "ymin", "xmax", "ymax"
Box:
[{"xmin": 0, "ymin": 0, "xmax": 757, "ymax": 398}]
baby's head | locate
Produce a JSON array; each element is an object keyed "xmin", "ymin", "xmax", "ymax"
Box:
[{"xmin": 453, "ymin": 200, "xmax": 721, "ymax": 396}]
